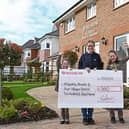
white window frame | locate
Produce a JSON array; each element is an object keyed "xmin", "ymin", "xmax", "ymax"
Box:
[
  {"xmin": 114, "ymin": 33, "xmax": 129, "ymax": 86},
  {"xmin": 94, "ymin": 42, "xmax": 100, "ymax": 54},
  {"xmin": 114, "ymin": 0, "xmax": 129, "ymax": 8},
  {"xmin": 24, "ymin": 50, "xmax": 31, "ymax": 58},
  {"xmin": 114, "ymin": 33, "xmax": 129, "ymax": 50},
  {"xmin": 65, "ymin": 15, "xmax": 75, "ymax": 33},
  {"xmin": 87, "ymin": 2, "xmax": 96, "ymax": 20},
  {"xmin": 46, "ymin": 43, "xmax": 50, "ymax": 49}
]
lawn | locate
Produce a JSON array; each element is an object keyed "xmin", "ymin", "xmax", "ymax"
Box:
[
  {"xmin": 3, "ymin": 81, "xmax": 53, "ymax": 100},
  {"xmin": 0, "ymin": 81, "xmax": 58, "ymax": 124}
]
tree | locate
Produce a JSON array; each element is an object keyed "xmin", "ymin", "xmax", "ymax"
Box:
[
  {"xmin": 0, "ymin": 41, "xmax": 10, "ymax": 106},
  {"xmin": 0, "ymin": 40, "xmax": 22, "ymax": 106},
  {"xmin": 9, "ymin": 43, "xmax": 22, "ymax": 78},
  {"xmin": 63, "ymin": 50, "xmax": 78, "ymax": 68}
]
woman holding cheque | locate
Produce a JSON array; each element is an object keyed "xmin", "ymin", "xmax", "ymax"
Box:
[
  {"xmin": 106, "ymin": 43, "xmax": 129, "ymax": 124},
  {"xmin": 56, "ymin": 58, "xmax": 70, "ymax": 124}
]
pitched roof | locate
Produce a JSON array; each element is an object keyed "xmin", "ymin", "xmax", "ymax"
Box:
[
  {"xmin": 40, "ymin": 30, "xmax": 59, "ymax": 40},
  {"xmin": 22, "ymin": 40, "xmax": 34, "ymax": 49},
  {"xmin": 22, "ymin": 39, "xmax": 40, "ymax": 50},
  {"xmin": 31, "ymin": 43, "xmax": 40, "ymax": 49},
  {"xmin": 53, "ymin": 0, "xmax": 89, "ymax": 24}
]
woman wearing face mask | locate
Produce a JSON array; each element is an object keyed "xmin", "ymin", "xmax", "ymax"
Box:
[
  {"xmin": 106, "ymin": 43, "xmax": 129, "ymax": 124},
  {"xmin": 57, "ymin": 58, "xmax": 70, "ymax": 124}
]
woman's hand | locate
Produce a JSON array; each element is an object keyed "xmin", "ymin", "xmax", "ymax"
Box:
[
  {"xmin": 86, "ymin": 67, "xmax": 91, "ymax": 73},
  {"xmin": 124, "ymin": 43, "xmax": 129, "ymax": 48},
  {"xmin": 113, "ymin": 68, "xmax": 117, "ymax": 72}
]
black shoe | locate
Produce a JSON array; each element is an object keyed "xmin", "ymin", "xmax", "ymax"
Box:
[
  {"xmin": 60, "ymin": 120, "xmax": 65, "ymax": 124},
  {"xmin": 119, "ymin": 118, "xmax": 125, "ymax": 124},
  {"xmin": 110, "ymin": 117, "xmax": 116, "ymax": 124},
  {"xmin": 65, "ymin": 121, "xmax": 70, "ymax": 124},
  {"xmin": 82, "ymin": 118, "xmax": 88, "ymax": 125},
  {"xmin": 88, "ymin": 118, "xmax": 95, "ymax": 125}
]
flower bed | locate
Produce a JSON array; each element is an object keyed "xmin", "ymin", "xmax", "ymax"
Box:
[{"xmin": 0, "ymin": 99, "xmax": 58, "ymax": 125}]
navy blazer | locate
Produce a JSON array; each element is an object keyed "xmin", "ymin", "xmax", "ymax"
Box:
[{"xmin": 78, "ymin": 52, "xmax": 103, "ymax": 69}]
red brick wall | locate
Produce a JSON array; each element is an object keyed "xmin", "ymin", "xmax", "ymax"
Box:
[
  {"xmin": 31, "ymin": 50, "xmax": 38, "ymax": 60},
  {"xmin": 59, "ymin": 0, "xmax": 129, "ymax": 65},
  {"xmin": 0, "ymin": 39, "xmax": 4, "ymax": 44},
  {"xmin": 39, "ymin": 49, "xmax": 50, "ymax": 62}
]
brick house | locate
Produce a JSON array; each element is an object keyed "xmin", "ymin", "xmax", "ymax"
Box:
[
  {"xmin": 39, "ymin": 29, "xmax": 59, "ymax": 79},
  {"xmin": 53, "ymin": 0, "xmax": 129, "ymax": 85},
  {"xmin": 0, "ymin": 38, "xmax": 5, "ymax": 44},
  {"xmin": 22, "ymin": 38, "xmax": 40, "ymax": 73}
]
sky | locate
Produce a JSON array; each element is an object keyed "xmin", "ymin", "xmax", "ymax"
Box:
[{"xmin": 0, "ymin": 0, "xmax": 77, "ymax": 45}]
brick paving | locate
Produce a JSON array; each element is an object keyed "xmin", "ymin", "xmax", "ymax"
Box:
[{"xmin": 0, "ymin": 86, "xmax": 129, "ymax": 129}]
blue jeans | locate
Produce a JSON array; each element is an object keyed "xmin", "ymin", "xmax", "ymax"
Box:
[{"xmin": 81, "ymin": 108, "xmax": 94, "ymax": 119}]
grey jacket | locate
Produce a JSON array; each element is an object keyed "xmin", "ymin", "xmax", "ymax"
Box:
[{"xmin": 106, "ymin": 48, "xmax": 129, "ymax": 70}]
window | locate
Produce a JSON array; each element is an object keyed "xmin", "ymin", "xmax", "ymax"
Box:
[
  {"xmin": 46, "ymin": 43, "xmax": 50, "ymax": 49},
  {"xmin": 28, "ymin": 52, "xmax": 30, "ymax": 56},
  {"xmin": 114, "ymin": 33, "xmax": 129, "ymax": 83},
  {"xmin": 46, "ymin": 62, "xmax": 49, "ymax": 72},
  {"xmin": 24, "ymin": 50, "xmax": 31, "ymax": 58},
  {"xmin": 65, "ymin": 16, "xmax": 75, "ymax": 33},
  {"xmin": 87, "ymin": 2, "xmax": 96, "ymax": 20},
  {"xmin": 94, "ymin": 42, "xmax": 100, "ymax": 54},
  {"xmin": 114, "ymin": 0, "xmax": 129, "ymax": 8}
]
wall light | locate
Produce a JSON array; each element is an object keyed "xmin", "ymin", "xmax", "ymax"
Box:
[{"xmin": 101, "ymin": 37, "xmax": 107, "ymax": 45}]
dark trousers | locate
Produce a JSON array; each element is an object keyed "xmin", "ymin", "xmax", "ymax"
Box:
[
  {"xmin": 60, "ymin": 108, "xmax": 69, "ymax": 121},
  {"xmin": 109, "ymin": 109, "xmax": 123, "ymax": 119},
  {"xmin": 81, "ymin": 108, "xmax": 94, "ymax": 119}
]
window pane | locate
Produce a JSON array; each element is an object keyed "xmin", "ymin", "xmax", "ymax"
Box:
[
  {"xmin": 115, "ymin": 0, "xmax": 129, "ymax": 7},
  {"xmin": 65, "ymin": 16, "xmax": 75, "ymax": 33},
  {"xmin": 87, "ymin": 2, "xmax": 96, "ymax": 19},
  {"xmin": 28, "ymin": 53, "xmax": 30, "ymax": 56},
  {"xmin": 115, "ymin": 36, "xmax": 127, "ymax": 82},
  {"xmin": 116, "ymin": 36, "xmax": 127, "ymax": 57},
  {"xmin": 95, "ymin": 42, "xmax": 99, "ymax": 54},
  {"xmin": 46, "ymin": 43, "xmax": 50, "ymax": 49},
  {"xmin": 46, "ymin": 62, "xmax": 49, "ymax": 71}
]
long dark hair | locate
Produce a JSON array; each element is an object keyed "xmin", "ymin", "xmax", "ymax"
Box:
[{"xmin": 108, "ymin": 50, "xmax": 119, "ymax": 64}]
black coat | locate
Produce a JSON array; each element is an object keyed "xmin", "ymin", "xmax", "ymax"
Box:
[{"xmin": 78, "ymin": 52, "xmax": 103, "ymax": 69}]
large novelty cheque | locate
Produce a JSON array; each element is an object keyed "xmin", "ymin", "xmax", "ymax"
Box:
[{"xmin": 58, "ymin": 69, "xmax": 123, "ymax": 108}]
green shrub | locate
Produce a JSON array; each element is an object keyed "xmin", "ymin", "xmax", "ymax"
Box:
[
  {"xmin": 13, "ymin": 98, "xmax": 31, "ymax": 111},
  {"xmin": 63, "ymin": 50, "xmax": 78, "ymax": 68},
  {"xmin": 124, "ymin": 98, "xmax": 129, "ymax": 109},
  {"xmin": 2, "ymin": 87, "xmax": 14, "ymax": 100},
  {"xmin": 124, "ymin": 87, "xmax": 129, "ymax": 98},
  {"xmin": 48, "ymin": 81, "xmax": 56, "ymax": 85},
  {"xmin": 0, "ymin": 105, "xmax": 17, "ymax": 120},
  {"xmin": 43, "ymin": 72, "xmax": 51, "ymax": 81},
  {"xmin": 28, "ymin": 101, "xmax": 42, "ymax": 113},
  {"xmin": 2, "ymin": 99, "xmax": 13, "ymax": 107}
]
